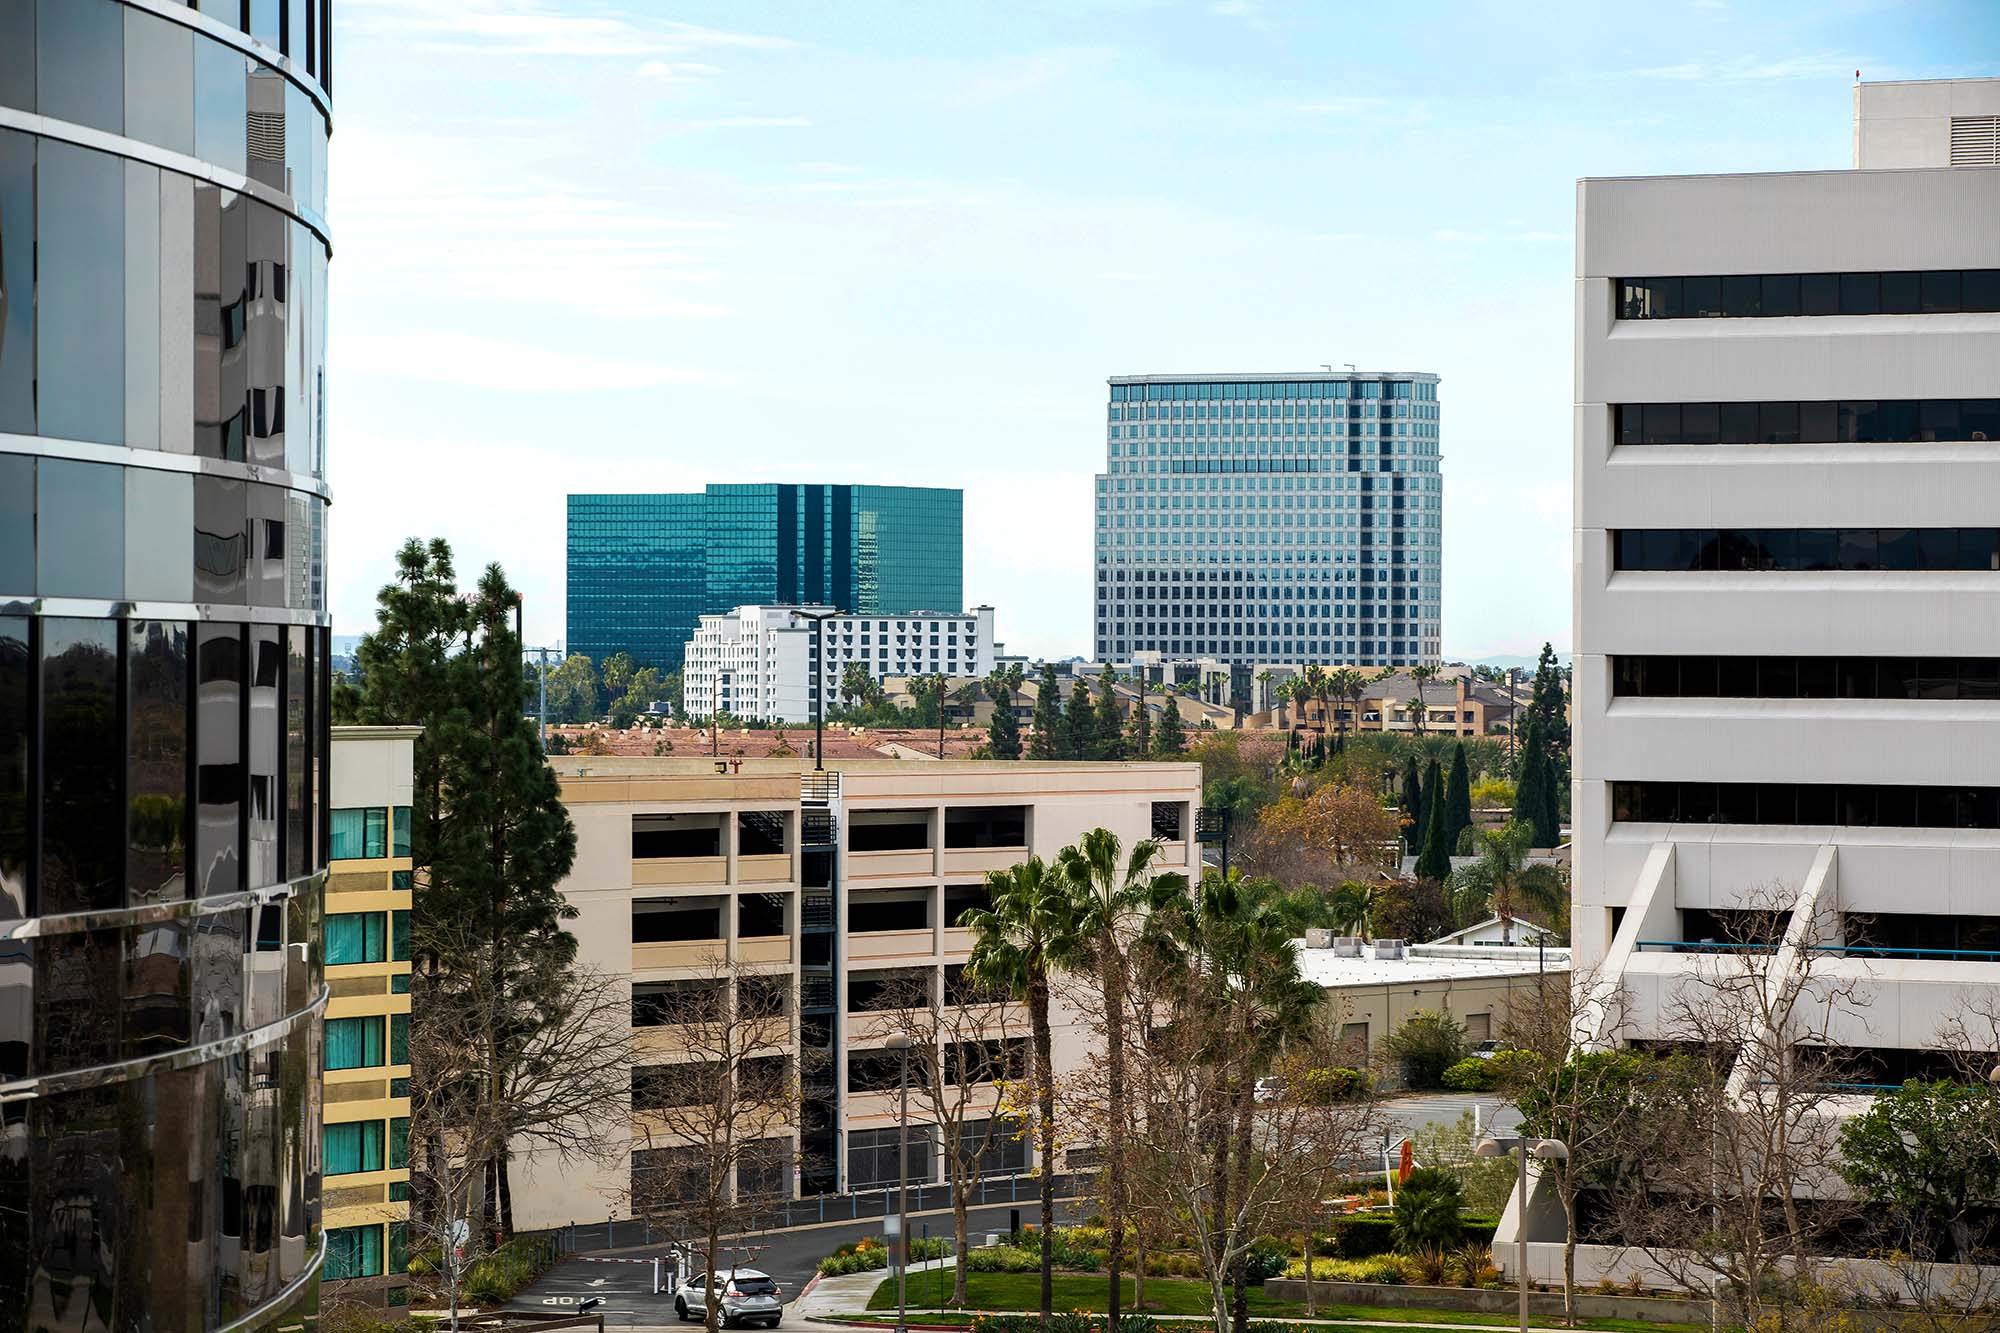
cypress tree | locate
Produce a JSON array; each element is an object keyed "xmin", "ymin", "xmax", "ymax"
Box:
[
  {"xmin": 1514, "ymin": 719, "xmax": 1561, "ymax": 848},
  {"xmin": 1153, "ymin": 694, "xmax": 1187, "ymax": 755},
  {"xmin": 1399, "ymin": 755, "xmax": 1424, "ymax": 853},
  {"xmin": 1445, "ymin": 743, "xmax": 1473, "ymax": 852},
  {"xmin": 1029, "ymin": 664, "xmax": 1064, "ymax": 759},
  {"xmin": 1095, "ymin": 671, "xmax": 1126, "ymax": 761},
  {"xmin": 1065, "ymin": 676, "xmax": 1097, "ymax": 760},
  {"xmin": 1416, "ymin": 759, "xmax": 1453, "ymax": 883},
  {"xmin": 1127, "ymin": 678, "xmax": 1153, "ymax": 757},
  {"xmin": 987, "ymin": 676, "xmax": 1022, "ymax": 760}
]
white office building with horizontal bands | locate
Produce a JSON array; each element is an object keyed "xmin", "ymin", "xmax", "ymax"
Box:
[
  {"xmin": 1576, "ymin": 78, "xmax": 2000, "ymax": 1079},
  {"xmin": 1095, "ymin": 371, "xmax": 1443, "ymax": 670},
  {"xmin": 681, "ymin": 604, "xmax": 996, "ymax": 722}
]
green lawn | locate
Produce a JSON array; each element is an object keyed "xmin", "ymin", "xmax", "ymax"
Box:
[{"xmin": 863, "ymin": 1271, "xmax": 1703, "ymax": 1333}]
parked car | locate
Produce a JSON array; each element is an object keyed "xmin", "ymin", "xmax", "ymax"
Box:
[
  {"xmin": 676, "ymin": 1269, "xmax": 784, "ymax": 1328},
  {"xmin": 1469, "ymin": 1040, "xmax": 1508, "ymax": 1060}
]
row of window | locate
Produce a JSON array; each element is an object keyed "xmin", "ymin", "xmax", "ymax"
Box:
[
  {"xmin": 0, "ymin": 616, "xmax": 328, "ymax": 921},
  {"xmin": 1613, "ymin": 528, "xmax": 2000, "ymax": 573},
  {"xmin": 324, "ymin": 1116, "xmax": 410, "ymax": 1176},
  {"xmin": 325, "ymin": 909, "xmax": 413, "ymax": 966},
  {"xmin": 1617, "ymin": 270, "xmax": 2000, "ymax": 320},
  {"xmin": 1110, "ymin": 380, "xmax": 1433, "ymax": 402},
  {"xmin": 1615, "ymin": 399, "xmax": 2000, "ymax": 447},
  {"xmin": 325, "ymin": 1013, "xmax": 409, "ymax": 1071},
  {"xmin": 329, "ymin": 806, "xmax": 413, "ymax": 861},
  {"xmin": 1612, "ymin": 655, "xmax": 2000, "ymax": 700},
  {"xmin": 1611, "ymin": 781, "xmax": 2000, "ymax": 829}
]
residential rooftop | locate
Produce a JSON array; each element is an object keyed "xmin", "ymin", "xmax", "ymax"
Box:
[{"xmin": 1292, "ymin": 940, "xmax": 1571, "ymax": 989}]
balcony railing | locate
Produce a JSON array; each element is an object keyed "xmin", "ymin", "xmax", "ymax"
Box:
[
  {"xmin": 1809, "ymin": 943, "xmax": 2000, "ymax": 962},
  {"xmin": 1633, "ymin": 940, "xmax": 1778, "ymax": 954}
]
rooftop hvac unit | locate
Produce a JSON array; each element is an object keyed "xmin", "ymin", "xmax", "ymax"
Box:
[
  {"xmin": 1372, "ymin": 938, "xmax": 1406, "ymax": 961},
  {"xmin": 1332, "ymin": 936, "xmax": 1364, "ymax": 957}
]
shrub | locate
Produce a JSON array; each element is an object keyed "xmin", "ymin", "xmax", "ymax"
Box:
[
  {"xmin": 816, "ymin": 1234, "xmax": 948, "ymax": 1275},
  {"xmin": 1296, "ymin": 1066, "xmax": 1371, "ymax": 1103},
  {"xmin": 1403, "ymin": 1245, "xmax": 1449, "ymax": 1285},
  {"xmin": 964, "ymin": 1244, "xmax": 1041, "ymax": 1273},
  {"xmin": 458, "ymin": 1235, "xmax": 561, "ymax": 1305},
  {"xmin": 1280, "ymin": 1255, "xmax": 1406, "ymax": 1283},
  {"xmin": 1244, "ymin": 1241, "xmax": 1289, "ymax": 1284},
  {"xmin": 1391, "ymin": 1167, "xmax": 1465, "ymax": 1253},
  {"xmin": 1323, "ymin": 1215, "xmax": 1398, "ymax": 1257},
  {"xmin": 1384, "ymin": 1010, "xmax": 1467, "ymax": 1089},
  {"xmin": 1440, "ymin": 1057, "xmax": 1497, "ymax": 1092}
]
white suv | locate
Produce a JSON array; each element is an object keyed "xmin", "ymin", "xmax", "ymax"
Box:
[{"xmin": 675, "ymin": 1269, "xmax": 784, "ymax": 1328}]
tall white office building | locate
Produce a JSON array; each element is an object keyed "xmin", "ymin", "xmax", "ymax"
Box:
[
  {"xmin": 1576, "ymin": 78, "xmax": 2000, "ymax": 1077},
  {"xmin": 1094, "ymin": 371, "xmax": 1443, "ymax": 668},
  {"xmin": 682, "ymin": 605, "xmax": 997, "ymax": 722}
]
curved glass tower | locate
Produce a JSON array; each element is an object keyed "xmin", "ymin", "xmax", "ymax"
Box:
[{"xmin": 0, "ymin": 0, "xmax": 333, "ymax": 1324}]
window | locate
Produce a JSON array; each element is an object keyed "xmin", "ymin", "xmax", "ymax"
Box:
[
  {"xmin": 633, "ymin": 813, "xmax": 723, "ymax": 858},
  {"xmin": 389, "ymin": 1222, "xmax": 409, "ymax": 1278},
  {"xmin": 1612, "ymin": 528, "xmax": 2000, "ymax": 572},
  {"xmin": 944, "ymin": 806, "xmax": 1028, "ymax": 849},
  {"xmin": 1150, "ymin": 801, "xmax": 1185, "ymax": 841},
  {"xmin": 848, "ymin": 968, "xmax": 930, "ymax": 1013},
  {"xmin": 632, "ymin": 978, "xmax": 724, "ymax": 1026},
  {"xmin": 849, "ymin": 810, "xmax": 931, "ymax": 852},
  {"xmin": 942, "ymin": 883, "xmax": 990, "ymax": 926},
  {"xmin": 1615, "ymin": 398, "xmax": 2000, "ymax": 446},
  {"xmin": 1612, "ymin": 655, "xmax": 2000, "ymax": 700},
  {"xmin": 390, "ymin": 1117, "xmax": 409, "ymax": 1170},
  {"xmin": 325, "ymin": 1224, "xmax": 384, "ymax": 1279},
  {"xmin": 633, "ymin": 897, "xmax": 724, "ymax": 942},
  {"xmin": 738, "ymin": 892, "xmax": 787, "ymax": 938},
  {"xmin": 848, "ymin": 892, "xmax": 929, "ymax": 933},
  {"xmin": 325, "ymin": 912, "xmax": 386, "ymax": 965},
  {"xmin": 391, "ymin": 1013, "xmax": 409, "ymax": 1066},
  {"xmin": 1619, "ymin": 270, "xmax": 2000, "ymax": 319},
  {"xmin": 391, "ymin": 909, "xmax": 411, "ymax": 960},
  {"xmin": 325, "ymin": 1016, "xmax": 384, "ymax": 1070},
  {"xmin": 330, "ymin": 807, "xmax": 387, "ymax": 859},
  {"xmin": 1612, "ymin": 781, "xmax": 2000, "ymax": 830},
  {"xmin": 847, "ymin": 1125, "xmax": 936, "ymax": 1188},
  {"xmin": 325, "ymin": 1119, "xmax": 385, "ymax": 1175},
  {"xmin": 392, "ymin": 805, "xmax": 411, "ymax": 857}
]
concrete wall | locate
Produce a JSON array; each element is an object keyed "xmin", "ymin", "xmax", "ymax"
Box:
[{"xmin": 1855, "ymin": 79, "xmax": 2000, "ymax": 169}]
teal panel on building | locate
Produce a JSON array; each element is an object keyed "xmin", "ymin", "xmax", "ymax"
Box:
[{"xmin": 567, "ymin": 485, "xmax": 963, "ymax": 671}]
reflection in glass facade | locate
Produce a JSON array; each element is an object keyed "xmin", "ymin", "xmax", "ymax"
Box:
[
  {"xmin": 1095, "ymin": 373, "xmax": 1444, "ymax": 668},
  {"xmin": 0, "ymin": 0, "xmax": 333, "ymax": 1326},
  {"xmin": 568, "ymin": 485, "xmax": 964, "ymax": 670}
]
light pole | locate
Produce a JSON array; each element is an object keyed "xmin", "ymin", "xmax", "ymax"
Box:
[
  {"xmin": 886, "ymin": 1032, "xmax": 914, "ymax": 1333},
  {"xmin": 790, "ymin": 607, "xmax": 840, "ymax": 771},
  {"xmin": 1476, "ymin": 1134, "xmax": 1569, "ymax": 1333}
]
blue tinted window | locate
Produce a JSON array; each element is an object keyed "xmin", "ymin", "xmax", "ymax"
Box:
[
  {"xmin": 37, "ymin": 0, "xmax": 122, "ymax": 134},
  {"xmin": 37, "ymin": 142, "xmax": 124, "ymax": 445},
  {"xmin": 38, "ymin": 460, "xmax": 124, "ymax": 597}
]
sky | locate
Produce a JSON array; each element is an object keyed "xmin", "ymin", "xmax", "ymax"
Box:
[{"xmin": 324, "ymin": 0, "xmax": 2000, "ymax": 664}]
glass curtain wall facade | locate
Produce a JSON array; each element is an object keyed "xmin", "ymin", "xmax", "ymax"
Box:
[
  {"xmin": 568, "ymin": 484, "xmax": 963, "ymax": 671},
  {"xmin": 1094, "ymin": 373, "xmax": 1443, "ymax": 668},
  {"xmin": 0, "ymin": 0, "xmax": 334, "ymax": 1326}
]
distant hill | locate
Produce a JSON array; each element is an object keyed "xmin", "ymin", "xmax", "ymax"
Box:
[{"xmin": 1460, "ymin": 651, "xmax": 1571, "ymax": 672}]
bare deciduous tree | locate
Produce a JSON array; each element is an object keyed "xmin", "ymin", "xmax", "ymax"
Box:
[
  {"xmin": 1605, "ymin": 889, "xmax": 1869, "ymax": 1330},
  {"xmin": 626, "ymin": 957, "xmax": 805, "ymax": 1333},
  {"xmin": 872, "ymin": 968, "xmax": 1026, "ymax": 1307}
]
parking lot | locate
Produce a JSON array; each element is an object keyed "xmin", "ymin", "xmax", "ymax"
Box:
[{"xmin": 510, "ymin": 1254, "xmax": 680, "ymax": 1327}]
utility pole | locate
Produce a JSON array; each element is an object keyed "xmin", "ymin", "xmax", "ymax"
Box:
[
  {"xmin": 790, "ymin": 607, "xmax": 840, "ymax": 771},
  {"xmin": 1506, "ymin": 666, "xmax": 1519, "ymax": 769},
  {"xmin": 521, "ymin": 643, "xmax": 559, "ymax": 750}
]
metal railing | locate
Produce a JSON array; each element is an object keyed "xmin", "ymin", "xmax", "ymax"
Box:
[
  {"xmin": 1809, "ymin": 943, "xmax": 2000, "ymax": 962},
  {"xmin": 1633, "ymin": 939, "xmax": 1779, "ymax": 953}
]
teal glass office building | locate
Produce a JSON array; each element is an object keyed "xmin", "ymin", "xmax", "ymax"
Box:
[{"xmin": 568, "ymin": 484, "xmax": 964, "ymax": 670}]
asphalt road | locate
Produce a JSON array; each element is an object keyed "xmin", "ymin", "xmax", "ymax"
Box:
[
  {"xmin": 509, "ymin": 1093, "xmax": 1518, "ymax": 1327},
  {"xmin": 511, "ymin": 1195, "xmax": 1093, "ymax": 1327}
]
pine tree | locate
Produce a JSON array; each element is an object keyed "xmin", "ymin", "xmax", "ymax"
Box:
[
  {"xmin": 1065, "ymin": 677, "xmax": 1097, "ymax": 760},
  {"xmin": 1095, "ymin": 671, "xmax": 1126, "ymax": 761},
  {"xmin": 348, "ymin": 540, "xmax": 582, "ymax": 1238},
  {"xmin": 1416, "ymin": 758, "xmax": 1453, "ymax": 883},
  {"xmin": 1445, "ymin": 743, "xmax": 1473, "ymax": 853},
  {"xmin": 1399, "ymin": 755, "xmax": 1424, "ymax": 853},
  {"xmin": 1029, "ymin": 664, "xmax": 1064, "ymax": 760},
  {"xmin": 987, "ymin": 675, "xmax": 1022, "ymax": 760},
  {"xmin": 1126, "ymin": 677, "xmax": 1153, "ymax": 757},
  {"xmin": 1153, "ymin": 694, "xmax": 1187, "ymax": 756}
]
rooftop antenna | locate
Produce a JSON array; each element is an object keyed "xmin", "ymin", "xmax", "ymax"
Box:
[
  {"xmin": 1344, "ymin": 362, "xmax": 1357, "ymax": 373},
  {"xmin": 1320, "ymin": 363, "xmax": 1334, "ymax": 371}
]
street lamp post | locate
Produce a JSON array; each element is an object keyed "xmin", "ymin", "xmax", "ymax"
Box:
[
  {"xmin": 1476, "ymin": 1135, "xmax": 1569, "ymax": 1333},
  {"xmin": 886, "ymin": 1033, "xmax": 915, "ymax": 1333},
  {"xmin": 790, "ymin": 608, "xmax": 840, "ymax": 771}
]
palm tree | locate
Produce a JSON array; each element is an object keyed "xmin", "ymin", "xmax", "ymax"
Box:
[
  {"xmin": 1409, "ymin": 664, "xmax": 1439, "ymax": 738},
  {"xmin": 1328, "ymin": 668, "xmax": 1362, "ymax": 749},
  {"xmin": 964, "ymin": 857, "xmax": 1079, "ymax": 1326},
  {"xmin": 1055, "ymin": 830, "xmax": 1187, "ymax": 1328},
  {"xmin": 1257, "ymin": 669, "xmax": 1275, "ymax": 714},
  {"xmin": 1342, "ymin": 669, "xmax": 1369, "ymax": 743},
  {"xmin": 1446, "ymin": 820, "xmax": 1566, "ymax": 943},
  {"xmin": 1299, "ymin": 663, "xmax": 1329, "ymax": 729}
]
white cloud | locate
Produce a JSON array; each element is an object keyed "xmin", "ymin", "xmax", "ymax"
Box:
[
  {"xmin": 339, "ymin": 0, "xmax": 792, "ymax": 59},
  {"xmin": 336, "ymin": 331, "xmax": 710, "ymax": 393},
  {"xmin": 668, "ymin": 116, "xmax": 813, "ymax": 130},
  {"xmin": 637, "ymin": 60, "xmax": 721, "ymax": 80},
  {"xmin": 1611, "ymin": 52, "xmax": 1866, "ymax": 83}
]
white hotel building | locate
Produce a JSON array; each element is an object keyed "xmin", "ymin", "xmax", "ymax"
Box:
[
  {"xmin": 1576, "ymin": 78, "xmax": 2000, "ymax": 1084},
  {"xmin": 682, "ymin": 605, "xmax": 997, "ymax": 723}
]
